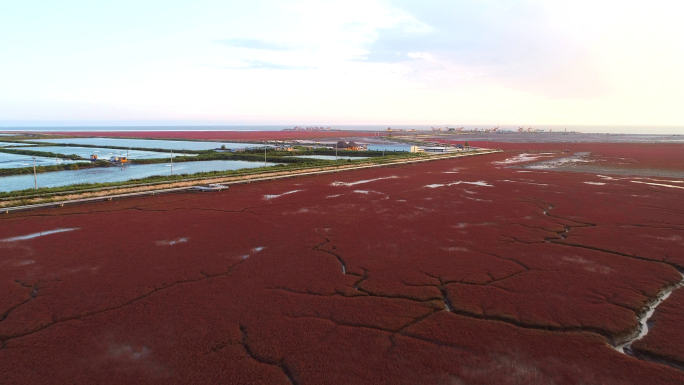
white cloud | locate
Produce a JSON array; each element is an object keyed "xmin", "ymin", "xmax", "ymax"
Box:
[{"xmin": 0, "ymin": 0, "xmax": 682, "ymax": 128}]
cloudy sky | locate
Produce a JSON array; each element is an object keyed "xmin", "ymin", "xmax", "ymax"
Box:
[{"xmin": 1, "ymin": 0, "xmax": 682, "ymax": 131}]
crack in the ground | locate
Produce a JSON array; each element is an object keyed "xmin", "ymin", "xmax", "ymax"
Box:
[
  {"xmin": 553, "ymin": 241, "xmax": 683, "ymax": 270},
  {"xmin": 269, "ymin": 286, "xmax": 442, "ymax": 304},
  {"xmin": 312, "ymin": 237, "xmax": 353, "ymax": 277},
  {"xmin": 0, "ymin": 279, "xmax": 55, "ymax": 324},
  {"xmin": 615, "ymin": 275, "xmax": 684, "ymax": 355},
  {"xmin": 422, "ymin": 273, "xmax": 454, "ymax": 312},
  {"xmin": 240, "ymin": 325, "xmax": 297, "ymax": 385},
  {"xmin": 631, "ymin": 349, "xmax": 684, "ymax": 373},
  {"xmin": 420, "ymin": 271, "xmax": 615, "ymax": 341},
  {"xmin": 618, "ymin": 223, "xmax": 684, "ymax": 231},
  {"xmin": 500, "ymin": 235, "xmax": 545, "ymax": 245},
  {"xmin": 286, "ymin": 313, "xmax": 472, "ymax": 358},
  {"xmin": 530, "ymin": 198, "xmax": 684, "ymax": 372},
  {"xmin": 0, "ymin": 259, "xmax": 249, "ymax": 346}
]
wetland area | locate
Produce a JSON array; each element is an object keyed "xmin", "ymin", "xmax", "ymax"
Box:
[{"xmin": 1, "ymin": 132, "xmax": 684, "ymax": 384}]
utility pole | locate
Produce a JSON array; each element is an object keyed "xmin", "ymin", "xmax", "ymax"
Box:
[
  {"xmin": 33, "ymin": 156, "xmax": 37, "ymax": 190},
  {"xmin": 171, "ymin": 150, "xmax": 174, "ymax": 175},
  {"xmin": 335, "ymin": 142, "xmax": 338, "ymax": 161}
]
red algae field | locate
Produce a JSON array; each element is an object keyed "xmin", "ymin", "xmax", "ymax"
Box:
[{"xmin": 2, "ymin": 143, "xmax": 684, "ymax": 384}]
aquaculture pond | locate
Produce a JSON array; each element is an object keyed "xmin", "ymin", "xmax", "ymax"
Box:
[
  {"xmin": 367, "ymin": 144, "xmax": 413, "ymax": 152},
  {"xmin": 0, "ymin": 160, "xmax": 281, "ymax": 192},
  {"xmin": 0, "ymin": 152, "xmax": 82, "ymax": 169},
  {"xmin": 29, "ymin": 146, "xmax": 196, "ymax": 160},
  {"xmin": 0, "ymin": 142, "xmax": 34, "ymax": 147},
  {"xmin": 34, "ymin": 138, "xmax": 266, "ymax": 151}
]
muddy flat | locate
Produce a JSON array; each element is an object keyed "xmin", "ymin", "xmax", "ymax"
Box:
[{"xmin": 1, "ymin": 143, "xmax": 684, "ymax": 384}]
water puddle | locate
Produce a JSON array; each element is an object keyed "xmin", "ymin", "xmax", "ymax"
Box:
[
  {"xmin": 493, "ymin": 154, "xmax": 550, "ymax": 165},
  {"xmin": 462, "ymin": 195, "xmax": 492, "ymax": 203},
  {"xmin": 631, "ymin": 181, "xmax": 684, "ymax": 190},
  {"xmin": 330, "ymin": 176, "xmax": 398, "ymax": 187},
  {"xmin": 1, "ymin": 228, "xmax": 79, "ymax": 242},
  {"xmin": 156, "ymin": 237, "xmax": 188, "ymax": 246},
  {"xmin": 264, "ymin": 190, "xmax": 303, "ymax": 200},
  {"xmin": 425, "ymin": 181, "xmax": 493, "ymax": 188},
  {"xmin": 521, "ymin": 152, "xmax": 593, "ymax": 170},
  {"xmin": 615, "ymin": 274, "xmax": 684, "ymax": 354},
  {"xmin": 500, "ymin": 179, "xmax": 550, "ymax": 186}
]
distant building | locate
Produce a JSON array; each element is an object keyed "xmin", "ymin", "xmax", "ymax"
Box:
[
  {"xmin": 422, "ymin": 147, "xmax": 462, "ymax": 153},
  {"xmin": 410, "ymin": 146, "xmax": 424, "ymax": 153}
]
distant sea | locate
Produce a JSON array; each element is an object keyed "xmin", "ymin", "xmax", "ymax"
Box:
[{"xmin": 0, "ymin": 125, "xmax": 683, "ymax": 135}]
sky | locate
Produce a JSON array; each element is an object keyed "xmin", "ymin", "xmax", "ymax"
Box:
[{"xmin": 1, "ymin": 0, "xmax": 683, "ymax": 132}]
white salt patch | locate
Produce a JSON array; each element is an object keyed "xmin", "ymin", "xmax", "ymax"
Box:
[
  {"xmin": 108, "ymin": 344, "xmax": 151, "ymax": 360},
  {"xmin": 157, "ymin": 237, "xmax": 188, "ymax": 246},
  {"xmin": 584, "ymin": 182, "xmax": 606, "ymax": 186},
  {"xmin": 562, "ymin": 256, "xmax": 612, "ymax": 274},
  {"xmin": 631, "ymin": 181, "xmax": 684, "ymax": 190},
  {"xmin": 426, "ymin": 181, "xmax": 492, "ymax": 188},
  {"xmin": 493, "ymin": 154, "xmax": 547, "ymax": 165},
  {"xmin": 241, "ymin": 255, "xmax": 250, "ymax": 260},
  {"xmin": 442, "ymin": 247, "xmax": 469, "ymax": 252},
  {"xmin": 639, "ymin": 178, "xmax": 684, "ymax": 184},
  {"xmin": 1, "ymin": 228, "xmax": 79, "ymax": 242},
  {"xmin": 252, "ymin": 247, "xmax": 264, "ymax": 253},
  {"xmin": 462, "ymin": 195, "xmax": 492, "ymax": 202},
  {"xmin": 500, "ymin": 179, "xmax": 549, "ymax": 186},
  {"xmin": 18, "ymin": 260, "xmax": 35, "ymax": 266},
  {"xmin": 326, "ymin": 194, "xmax": 342, "ymax": 198},
  {"xmin": 353, "ymin": 190, "xmax": 370, "ymax": 194},
  {"xmin": 264, "ymin": 190, "xmax": 303, "ymax": 200},
  {"xmin": 526, "ymin": 155, "xmax": 593, "ymax": 169},
  {"xmin": 643, "ymin": 234, "xmax": 682, "ymax": 242},
  {"xmin": 331, "ymin": 176, "xmax": 398, "ymax": 187}
]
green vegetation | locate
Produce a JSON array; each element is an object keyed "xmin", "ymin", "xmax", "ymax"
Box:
[
  {"xmin": 0, "ymin": 148, "xmax": 84, "ymax": 160},
  {"xmin": 0, "ymin": 161, "xmax": 111, "ymax": 177}
]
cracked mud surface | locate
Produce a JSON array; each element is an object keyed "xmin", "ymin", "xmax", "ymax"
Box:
[{"xmin": 1, "ymin": 144, "xmax": 684, "ymax": 384}]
